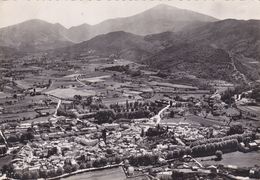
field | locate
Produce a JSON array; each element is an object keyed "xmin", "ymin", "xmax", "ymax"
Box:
[
  {"xmin": 46, "ymin": 87, "xmax": 96, "ymax": 99},
  {"xmin": 162, "ymin": 115, "xmax": 227, "ymax": 127},
  {"xmin": 81, "ymin": 75, "xmax": 111, "ymax": 83},
  {"xmin": 0, "ymin": 94, "xmax": 56, "ymax": 123},
  {"xmin": 62, "ymin": 167, "xmax": 126, "ymax": 180},
  {"xmin": 198, "ymin": 151, "xmax": 260, "ymax": 168},
  {"xmin": 0, "ymin": 92, "xmax": 11, "ymax": 98},
  {"xmin": 238, "ymin": 105, "xmax": 260, "ymax": 118}
]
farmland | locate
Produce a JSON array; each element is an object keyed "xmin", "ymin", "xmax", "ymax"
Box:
[{"xmin": 0, "ymin": 53, "xmax": 260, "ymax": 180}]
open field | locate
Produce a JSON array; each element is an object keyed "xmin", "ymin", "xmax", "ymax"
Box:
[
  {"xmin": 0, "ymin": 92, "xmax": 11, "ymax": 98},
  {"xmin": 0, "ymin": 111, "xmax": 38, "ymax": 122},
  {"xmin": 149, "ymin": 81, "xmax": 198, "ymax": 90},
  {"xmin": 238, "ymin": 105, "xmax": 260, "ymax": 118},
  {"xmin": 46, "ymin": 87, "xmax": 96, "ymax": 99},
  {"xmin": 62, "ymin": 167, "xmax": 126, "ymax": 180},
  {"xmin": 198, "ymin": 151, "xmax": 260, "ymax": 168},
  {"xmin": 185, "ymin": 115, "xmax": 226, "ymax": 126},
  {"xmin": 81, "ymin": 75, "xmax": 111, "ymax": 83}
]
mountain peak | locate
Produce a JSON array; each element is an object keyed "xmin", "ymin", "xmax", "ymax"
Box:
[
  {"xmin": 151, "ymin": 4, "xmax": 179, "ymax": 10},
  {"xmin": 19, "ymin": 19, "xmax": 50, "ymax": 25},
  {"xmin": 69, "ymin": 23, "xmax": 91, "ymax": 30}
]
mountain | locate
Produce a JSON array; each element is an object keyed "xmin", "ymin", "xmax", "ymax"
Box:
[
  {"xmin": 182, "ymin": 19, "xmax": 260, "ymax": 81},
  {"xmin": 0, "ymin": 19, "xmax": 74, "ymax": 52},
  {"xmin": 57, "ymin": 29, "xmax": 258, "ymax": 82},
  {"xmin": 183, "ymin": 19, "xmax": 260, "ymax": 61},
  {"xmin": 52, "ymin": 30, "xmax": 238, "ymax": 81},
  {"xmin": 0, "ymin": 46, "xmax": 24, "ymax": 58},
  {"xmin": 145, "ymin": 42, "xmax": 235, "ymax": 81},
  {"xmin": 66, "ymin": 23, "xmax": 91, "ymax": 43},
  {"xmin": 54, "ymin": 31, "xmax": 164, "ymax": 60},
  {"xmin": 0, "ymin": 4, "xmax": 217, "ymax": 49},
  {"xmin": 52, "ymin": 3, "xmax": 217, "ymax": 45},
  {"xmin": 66, "ymin": 4, "xmax": 218, "ymax": 42}
]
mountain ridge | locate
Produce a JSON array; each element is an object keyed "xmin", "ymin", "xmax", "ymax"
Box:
[{"xmin": 0, "ymin": 4, "xmax": 218, "ymax": 49}]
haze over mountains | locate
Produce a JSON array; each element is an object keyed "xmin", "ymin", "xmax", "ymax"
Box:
[
  {"xmin": 0, "ymin": 4, "xmax": 217, "ymax": 51},
  {"xmin": 0, "ymin": 4, "xmax": 259, "ymax": 82}
]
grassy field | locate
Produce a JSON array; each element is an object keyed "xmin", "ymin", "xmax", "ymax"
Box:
[
  {"xmin": 184, "ymin": 115, "xmax": 225, "ymax": 126},
  {"xmin": 0, "ymin": 92, "xmax": 11, "ymax": 98},
  {"xmin": 238, "ymin": 105, "xmax": 260, "ymax": 117},
  {"xmin": 198, "ymin": 151, "xmax": 260, "ymax": 168},
  {"xmin": 46, "ymin": 87, "xmax": 96, "ymax": 99},
  {"xmin": 81, "ymin": 75, "xmax": 111, "ymax": 83},
  {"xmin": 62, "ymin": 167, "xmax": 126, "ymax": 180}
]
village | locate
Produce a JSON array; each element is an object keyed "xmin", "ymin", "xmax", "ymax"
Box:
[{"xmin": 0, "ymin": 54, "xmax": 260, "ymax": 180}]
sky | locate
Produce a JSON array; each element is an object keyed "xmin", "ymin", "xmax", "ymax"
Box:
[{"xmin": 0, "ymin": 0, "xmax": 260, "ymax": 28}]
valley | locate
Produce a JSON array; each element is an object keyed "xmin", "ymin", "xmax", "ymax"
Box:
[{"xmin": 0, "ymin": 3, "xmax": 260, "ymax": 180}]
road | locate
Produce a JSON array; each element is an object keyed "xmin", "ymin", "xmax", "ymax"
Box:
[
  {"xmin": 151, "ymin": 104, "xmax": 170, "ymax": 125},
  {"xmin": 0, "ymin": 130, "xmax": 7, "ymax": 145},
  {"xmin": 76, "ymin": 75, "xmax": 87, "ymax": 87},
  {"xmin": 53, "ymin": 99, "xmax": 62, "ymax": 117}
]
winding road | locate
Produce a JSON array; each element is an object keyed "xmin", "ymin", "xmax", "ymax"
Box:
[{"xmin": 152, "ymin": 104, "xmax": 170, "ymax": 125}]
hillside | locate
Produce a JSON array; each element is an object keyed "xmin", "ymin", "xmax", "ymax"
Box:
[
  {"xmin": 52, "ymin": 30, "xmax": 241, "ymax": 82},
  {"xmin": 56, "ymin": 31, "xmax": 163, "ymax": 61},
  {"xmin": 182, "ymin": 19, "xmax": 260, "ymax": 81},
  {"xmin": 145, "ymin": 43, "xmax": 235, "ymax": 81},
  {"xmin": 66, "ymin": 24, "xmax": 91, "ymax": 43},
  {"xmin": 0, "ymin": 46, "xmax": 25, "ymax": 58},
  {"xmin": 183, "ymin": 19, "xmax": 260, "ymax": 61},
  {"xmin": 0, "ymin": 19, "xmax": 74, "ymax": 52}
]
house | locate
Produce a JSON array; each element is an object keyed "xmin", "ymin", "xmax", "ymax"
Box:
[{"xmin": 248, "ymin": 142, "xmax": 258, "ymax": 150}]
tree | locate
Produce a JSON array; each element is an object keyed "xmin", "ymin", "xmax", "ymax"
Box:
[
  {"xmin": 221, "ymin": 88, "xmax": 235, "ymax": 106},
  {"xmin": 169, "ymin": 110, "xmax": 175, "ymax": 118},
  {"xmin": 39, "ymin": 168, "xmax": 48, "ymax": 178},
  {"xmin": 64, "ymin": 164, "xmax": 72, "ymax": 173},
  {"xmin": 251, "ymin": 86, "xmax": 260, "ymax": 102},
  {"xmin": 95, "ymin": 110, "xmax": 115, "ymax": 124},
  {"xmin": 71, "ymin": 164, "xmax": 79, "ymax": 172},
  {"xmin": 74, "ymin": 95, "xmax": 82, "ymax": 101},
  {"xmin": 22, "ymin": 171, "xmax": 31, "ymax": 179},
  {"xmin": 141, "ymin": 128, "xmax": 145, "ymax": 137},
  {"xmin": 47, "ymin": 169, "xmax": 56, "ymax": 177},
  {"xmin": 56, "ymin": 167, "xmax": 64, "ymax": 175},
  {"xmin": 227, "ymin": 124, "xmax": 244, "ymax": 135},
  {"xmin": 99, "ymin": 158, "xmax": 108, "ymax": 166},
  {"xmin": 86, "ymin": 161, "xmax": 93, "ymax": 168},
  {"xmin": 115, "ymin": 156, "xmax": 122, "ymax": 164},
  {"xmin": 215, "ymin": 150, "xmax": 223, "ymax": 161},
  {"xmin": 13, "ymin": 94, "xmax": 17, "ymax": 99},
  {"xmin": 172, "ymin": 170, "xmax": 184, "ymax": 180},
  {"xmin": 86, "ymin": 96, "xmax": 93, "ymax": 105},
  {"xmin": 30, "ymin": 171, "xmax": 39, "ymax": 179},
  {"xmin": 80, "ymin": 163, "xmax": 86, "ymax": 169},
  {"xmin": 102, "ymin": 129, "xmax": 107, "ymax": 144},
  {"xmin": 20, "ymin": 132, "xmax": 34, "ymax": 143}
]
